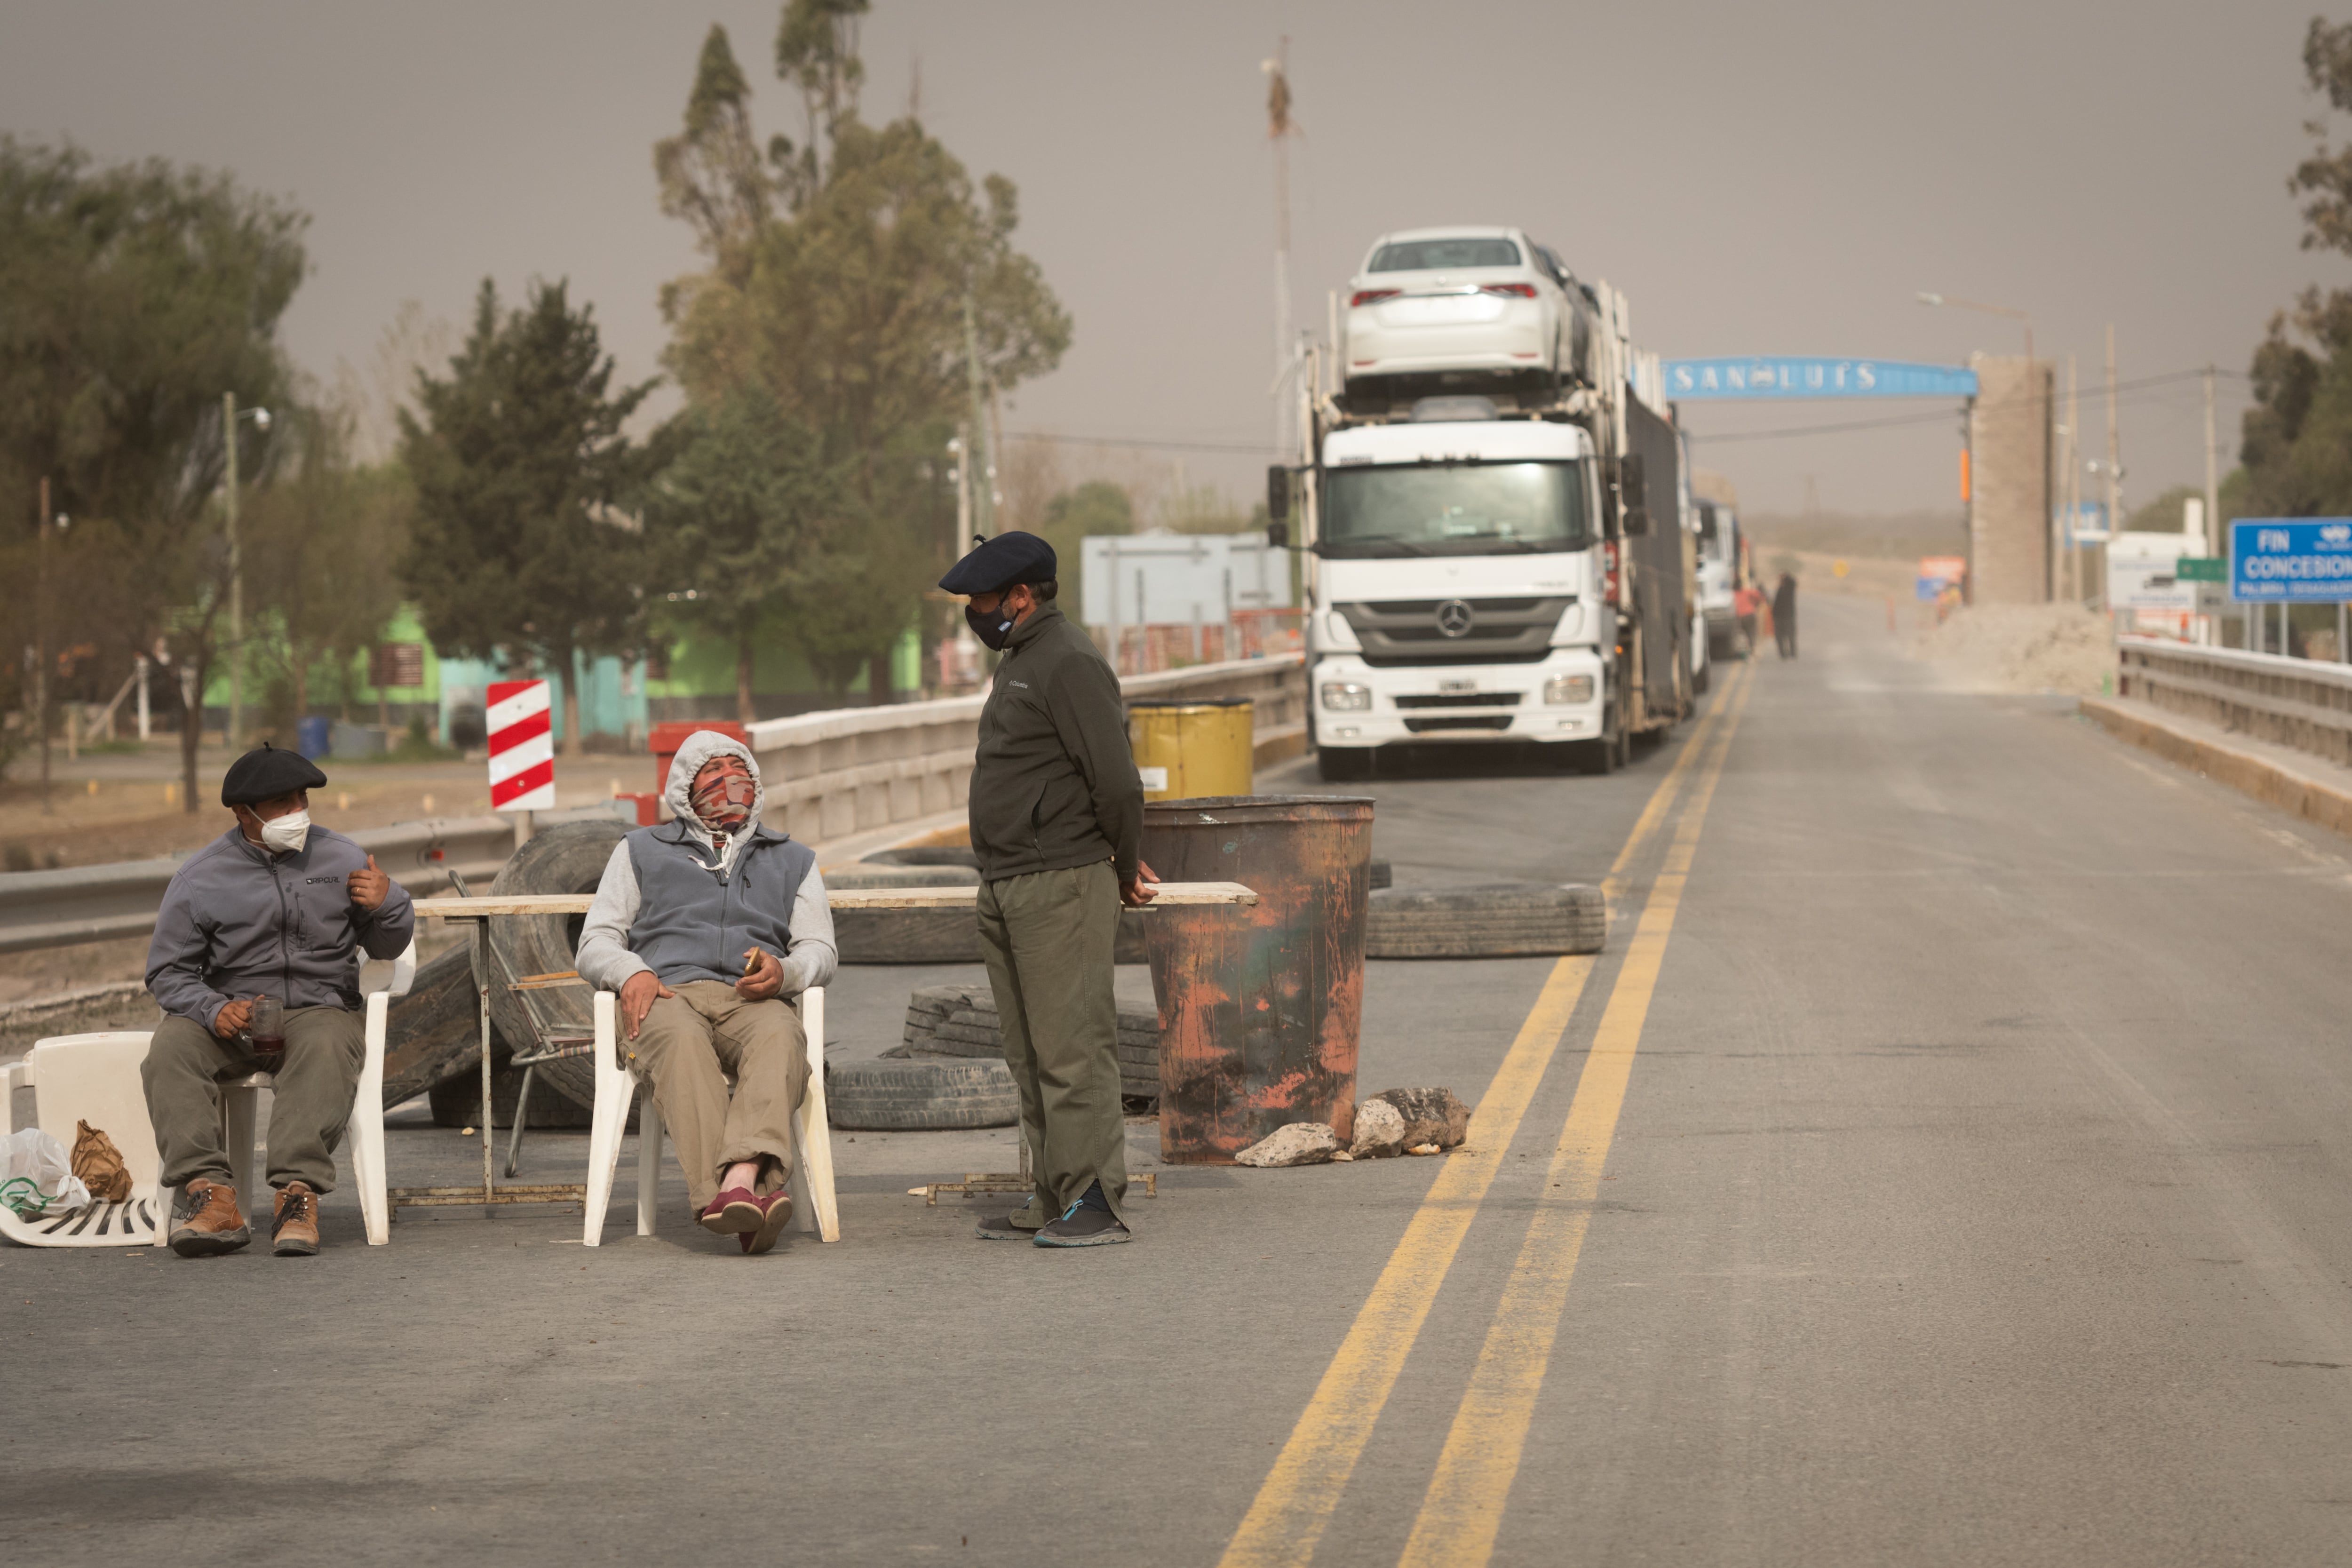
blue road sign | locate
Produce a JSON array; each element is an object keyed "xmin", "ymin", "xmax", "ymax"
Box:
[
  {"xmin": 1662, "ymin": 358, "xmax": 1979, "ymax": 400},
  {"xmin": 2229, "ymin": 518, "xmax": 2352, "ymax": 603}
]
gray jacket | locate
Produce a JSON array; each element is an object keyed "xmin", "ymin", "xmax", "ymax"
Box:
[
  {"xmin": 146, "ymin": 825, "xmax": 417, "ymax": 1030},
  {"xmin": 574, "ymin": 731, "xmax": 837, "ymax": 996}
]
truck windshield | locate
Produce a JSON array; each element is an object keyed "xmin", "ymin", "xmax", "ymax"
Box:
[{"xmin": 1321, "ymin": 461, "xmax": 1589, "ymax": 558}]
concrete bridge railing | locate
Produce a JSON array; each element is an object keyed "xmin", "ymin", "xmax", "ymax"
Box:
[
  {"xmin": 0, "ymin": 654, "xmax": 1307, "ymax": 955},
  {"xmin": 2115, "ymin": 636, "xmax": 2352, "ymax": 769},
  {"xmin": 748, "ymin": 652, "xmax": 1307, "ymax": 844}
]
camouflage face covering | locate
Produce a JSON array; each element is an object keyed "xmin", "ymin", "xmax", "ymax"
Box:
[{"xmin": 690, "ymin": 756, "xmax": 756, "ymax": 836}]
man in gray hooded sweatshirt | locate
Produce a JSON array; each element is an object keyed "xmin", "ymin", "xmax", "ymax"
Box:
[{"xmin": 575, "ymin": 732, "xmax": 835, "ymax": 1255}]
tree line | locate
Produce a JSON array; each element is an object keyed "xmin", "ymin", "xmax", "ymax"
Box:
[{"xmin": 0, "ymin": 0, "xmax": 1068, "ymax": 806}]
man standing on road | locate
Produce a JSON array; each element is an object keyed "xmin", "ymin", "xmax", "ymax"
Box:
[
  {"xmin": 142, "ymin": 744, "xmax": 414, "ymax": 1258},
  {"xmin": 1772, "ymin": 571, "xmax": 1800, "ymax": 660},
  {"xmin": 942, "ymin": 533, "xmax": 1155, "ymax": 1249}
]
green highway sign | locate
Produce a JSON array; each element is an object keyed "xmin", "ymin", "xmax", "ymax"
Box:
[{"xmin": 2174, "ymin": 556, "xmax": 2225, "ymax": 581}]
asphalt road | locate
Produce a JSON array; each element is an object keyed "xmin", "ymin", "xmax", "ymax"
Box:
[{"xmin": 9, "ymin": 594, "xmax": 2352, "ymax": 1566}]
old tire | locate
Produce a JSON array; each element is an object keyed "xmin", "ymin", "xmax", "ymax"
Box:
[
  {"xmin": 825, "ymin": 1057, "xmax": 1019, "ymax": 1130},
  {"xmin": 383, "ymin": 941, "xmax": 506, "ymax": 1108},
  {"xmin": 480, "ymin": 819, "xmax": 632, "ymax": 1111},
  {"xmin": 1365, "ymin": 883, "xmax": 1607, "ymax": 959}
]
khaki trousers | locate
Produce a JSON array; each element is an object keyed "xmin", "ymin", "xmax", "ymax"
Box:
[
  {"xmin": 627, "ymin": 980, "xmax": 808, "ymax": 1215},
  {"xmin": 977, "ymin": 860, "xmax": 1128, "ymax": 1226},
  {"xmin": 141, "ymin": 1007, "xmax": 364, "ymax": 1193}
]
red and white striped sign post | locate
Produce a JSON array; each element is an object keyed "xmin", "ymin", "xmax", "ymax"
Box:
[{"xmin": 487, "ymin": 679, "xmax": 556, "ymax": 818}]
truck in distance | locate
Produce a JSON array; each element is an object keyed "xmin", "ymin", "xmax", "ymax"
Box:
[{"xmin": 1278, "ymin": 235, "xmax": 1694, "ymax": 781}]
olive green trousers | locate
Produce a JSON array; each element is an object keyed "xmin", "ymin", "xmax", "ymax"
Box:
[{"xmin": 977, "ymin": 860, "xmax": 1128, "ymax": 1227}]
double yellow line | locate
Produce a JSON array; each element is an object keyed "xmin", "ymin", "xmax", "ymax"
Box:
[{"xmin": 1220, "ymin": 663, "xmax": 1755, "ymax": 1568}]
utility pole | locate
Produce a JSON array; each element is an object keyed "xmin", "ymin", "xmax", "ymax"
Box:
[
  {"xmin": 36, "ymin": 476, "xmax": 52, "ymax": 814},
  {"xmin": 223, "ymin": 390, "xmax": 245, "ymax": 751},
  {"xmin": 1263, "ymin": 41, "xmax": 1296, "ymax": 460},
  {"xmin": 2202, "ymin": 364, "xmax": 2219, "ymax": 556},
  {"xmin": 960, "ymin": 292, "xmax": 993, "ymax": 537},
  {"xmin": 2103, "ymin": 324, "xmax": 2121, "ymax": 615},
  {"xmin": 2063, "ymin": 356, "xmax": 2080, "ymax": 605}
]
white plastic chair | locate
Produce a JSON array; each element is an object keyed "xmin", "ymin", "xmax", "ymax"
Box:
[
  {"xmin": 581, "ymin": 986, "xmax": 840, "ymax": 1247},
  {"xmin": 1, "ymin": 1031, "xmax": 169, "ymax": 1246},
  {"xmin": 0, "ymin": 939, "xmax": 413, "ymax": 1250}
]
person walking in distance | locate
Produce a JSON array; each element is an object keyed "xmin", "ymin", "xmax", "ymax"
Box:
[
  {"xmin": 942, "ymin": 532, "xmax": 1155, "ymax": 1248},
  {"xmin": 1772, "ymin": 571, "xmax": 1800, "ymax": 659}
]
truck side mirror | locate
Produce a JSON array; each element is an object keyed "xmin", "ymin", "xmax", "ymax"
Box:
[
  {"xmin": 1266, "ymin": 464, "xmax": 1291, "ymax": 522},
  {"xmin": 1266, "ymin": 519, "xmax": 1289, "ymax": 549}
]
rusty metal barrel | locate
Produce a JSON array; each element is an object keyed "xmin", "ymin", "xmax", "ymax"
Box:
[{"xmin": 1141, "ymin": 795, "xmax": 1375, "ymax": 1163}]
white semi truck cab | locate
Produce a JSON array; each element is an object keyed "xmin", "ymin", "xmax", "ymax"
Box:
[{"xmin": 1304, "ymin": 415, "xmax": 1613, "ymax": 778}]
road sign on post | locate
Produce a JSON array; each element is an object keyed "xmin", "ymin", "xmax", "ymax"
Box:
[
  {"xmin": 487, "ymin": 679, "xmax": 555, "ymax": 812},
  {"xmin": 2230, "ymin": 519, "xmax": 2352, "ymax": 603}
]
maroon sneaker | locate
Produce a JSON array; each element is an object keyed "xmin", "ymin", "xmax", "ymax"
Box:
[
  {"xmin": 698, "ymin": 1186, "xmax": 762, "ymax": 1237},
  {"xmin": 740, "ymin": 1187, "xmax": 793, "ymax": 1256}
]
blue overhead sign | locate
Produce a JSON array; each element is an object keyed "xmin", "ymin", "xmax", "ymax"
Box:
[
  {"xmin": 2229, "ymin": 518, "xmax": 2352, "ymax": 603},
  {"xmin": 1662, "ymin": 357, "xmax": 1979, "ymax": 400}
]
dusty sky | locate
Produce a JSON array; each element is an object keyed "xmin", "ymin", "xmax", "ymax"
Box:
[{"xmin": 1, "ymin": 0, "xmax": 2336, "ymax": 517}]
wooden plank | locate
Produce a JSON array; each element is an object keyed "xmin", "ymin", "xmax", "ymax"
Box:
[
  {"xmin": 416, "ymin": 882, "xmax": 1258, "ymax": 919},
  {"xmin": 412, "ymin": 895, "xmax": 596, "ymax": 917},
  {"xmin": 824, "ymin": 881, "xmax": 1257, "ymax": 909}
]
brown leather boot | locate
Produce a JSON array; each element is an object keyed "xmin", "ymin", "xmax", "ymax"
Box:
[
  {"xmin": 168, "ymin": 1177, "xmax": 250, "ymax": 1258},
  {"xmin": 271, "ymin": 1180, "xmax": 321, "ymax": 1257}
]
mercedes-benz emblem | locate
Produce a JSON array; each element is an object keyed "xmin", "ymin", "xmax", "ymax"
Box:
[{"xmin": 1435, "ymin": 599, "xmax": 1475, "ymax": 638}]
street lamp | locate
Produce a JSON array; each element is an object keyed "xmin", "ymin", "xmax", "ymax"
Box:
[
  {"xmin": 222, "ymin": 394, "xmax": 271, "ymax": 751},
  {"xmin": 1916, "ymin": 291, "xmax": 2032, "ymax": 363}
]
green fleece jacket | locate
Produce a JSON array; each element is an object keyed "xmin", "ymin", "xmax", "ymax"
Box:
[{"xmin": 968, "ymin": 602, "xmax": 1143, "ymax": 883}]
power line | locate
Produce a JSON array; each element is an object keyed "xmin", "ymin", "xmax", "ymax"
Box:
[
  {"xmin": 1002, "ymin": 428, "xmax": 1278, "ymax": 456},
  {"xmin": 1683, "ymin": 365, "xmax": 2250, "ymax": 446}
]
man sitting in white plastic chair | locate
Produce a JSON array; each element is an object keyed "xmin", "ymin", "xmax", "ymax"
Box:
[
  {"xmin": 575, "ymin": 732, "xmax": 835, "ymax": 1255},
  {"xmin": 143, "ymin": 743, "xmax": 413, "ymax": 1258}
]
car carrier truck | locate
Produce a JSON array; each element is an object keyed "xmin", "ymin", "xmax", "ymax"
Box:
[{"xmin": 1272, "ymin": 273, "xmax": 1693, "ymax": 780}]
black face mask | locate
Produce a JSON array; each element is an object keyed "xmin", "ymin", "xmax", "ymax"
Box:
[{"xmin": 967, "ymin": 602, "xmax": 1017, "ymax": 651}]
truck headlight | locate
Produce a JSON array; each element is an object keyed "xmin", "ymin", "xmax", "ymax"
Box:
[
  {"xmin": 1321, "ymin": 682, "xmax": 1373, "ymax": 712},
  {"xmin": 1543, "ymin": 674, "xmax": 1595, "ymax": 705}
]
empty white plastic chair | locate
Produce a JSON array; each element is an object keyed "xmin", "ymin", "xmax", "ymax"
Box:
[
  {"xmin": 581, "ymin": 986, "xmax": 839, "ymax": 1247},
  {"xmin": 1, "ymin": 1031, "xmax": 169, "ymax": 1246}
]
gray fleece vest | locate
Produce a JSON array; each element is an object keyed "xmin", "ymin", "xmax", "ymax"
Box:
[{"xmin": 623, "ymin": 823, "xmax": 813, "ymax": 987}]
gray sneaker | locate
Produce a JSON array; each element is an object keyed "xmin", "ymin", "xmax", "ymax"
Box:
[
  {"xmin": 976, "ymin": 1200, "xmax": 1040, "ymax": 1241},
  {"xmin": 1033, "ymin": 1201, "xmax": 1130, "ymax": 1248}
]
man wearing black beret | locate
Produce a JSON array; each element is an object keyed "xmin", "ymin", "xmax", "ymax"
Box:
[
  {"xmin": 943, "ymin": 531, "xmax": 1156, "ymax": 1247},
  {"xmin": 140, "ymin": 743, "xmax": 414, "ymax": 1257}
]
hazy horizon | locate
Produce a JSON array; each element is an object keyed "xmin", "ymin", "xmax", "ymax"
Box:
[{"xmin": 1, "ymin": 0, "xmax": 2329, "ymax": 517}]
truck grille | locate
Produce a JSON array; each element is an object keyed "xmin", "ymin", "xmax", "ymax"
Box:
[
  {"xmin": 1338, "ymin": 597, "xmax": 1569, "ymax": 668},
  {"xmin": 1391, "ymin": 692, "xmax": 1523, "ymax": 709},
  {"xmin": 1402, "ymin": 716, "xmax": 1516, "ymax": 733}
]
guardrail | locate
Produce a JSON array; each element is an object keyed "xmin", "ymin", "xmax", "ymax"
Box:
[
  {"xmin": 0, "ymin": 655, "xmax": 1306, "ymax": 955},
  {"xmin": 747, "ymin": 652, "xmax": 1307, "ymax": 844},
  {"xmin": 2115, "ymin": 636, "xmax": 2352, "ymax": 769},
  {"xmin": 0, "ymin": 804, "xmax": 633, "ymax": 957}
]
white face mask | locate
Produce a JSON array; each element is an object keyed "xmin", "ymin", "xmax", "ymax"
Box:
[{"xmin": 247, "ymin": 808, "xmax": 311, "ymax": 855}]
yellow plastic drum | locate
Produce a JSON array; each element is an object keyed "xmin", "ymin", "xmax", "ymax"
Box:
[{"xmin": 1128, "ymin": 700, "xmax": 1254, "ymax": 803}]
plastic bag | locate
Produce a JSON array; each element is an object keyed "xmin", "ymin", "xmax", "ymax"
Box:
[
  {"xmin": 1, "ymin": 1127, "xmax": 93, "ymax": 1217},
  {"xmin": 71, "ymin": 1120, "xmax": 132, "ymax": 1203}
]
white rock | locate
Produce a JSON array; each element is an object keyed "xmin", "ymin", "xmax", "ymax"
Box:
[
  {"xmin": 1349, "ymin": 1098, "xmax": 1408, "ymax": 1159},
  {"xmin": 1234, "ymin": 1122, "xmax": 1342, "ymax": 1168}
]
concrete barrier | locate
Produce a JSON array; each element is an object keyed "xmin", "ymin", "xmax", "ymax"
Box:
[
  {"xmin": 2116, "ymin": 636, "xmax": 2352, "ymax": 770},
  {"xmin": 0, "ymin": 657, "xmax": 1305, "ymax": 955},
  {"xmin": 747, "ymin": 653, "xmax": 1306, "ymax": 844}
]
